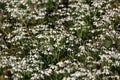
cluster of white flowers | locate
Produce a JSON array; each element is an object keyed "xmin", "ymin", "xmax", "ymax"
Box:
[{"xmin": 0, "ymin": 0, "xmax": 120, "ymax": 80}]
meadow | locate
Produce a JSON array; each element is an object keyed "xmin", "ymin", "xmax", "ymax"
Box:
[{"xmin": 0, "ymin": 0, "xmax": 120, "ymax": 80}]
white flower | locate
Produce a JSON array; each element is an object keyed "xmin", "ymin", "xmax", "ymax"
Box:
[
  {"xmin": 57, "ymin": 62, "xmax": 64, "ymax": 67},
  {"xmin": 71, "ymin": 71, "xmax": 82, "ymax": 77},
  {"xmin": 62, "ymin": 77, "xmax": 76, "ymax": 80},
  {"xmin": 96, "ymin": 70, "xmax": 102, "ymax": 75}
]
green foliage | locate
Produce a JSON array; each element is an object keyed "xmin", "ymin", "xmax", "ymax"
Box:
[
  {"xmin": 0, "ymin": 68, "xmax": 3, "ymax": 75},
  {"xmin": 21, "ymin": 71, "xmax": 32, "ymax": 80},
  {"xmin": 0, "ymin": 0, "xmax": 120, "ymax": 80},
  {"xmin": 0, "ymin": 2, "xmax": 6, "ymax": 9}
]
